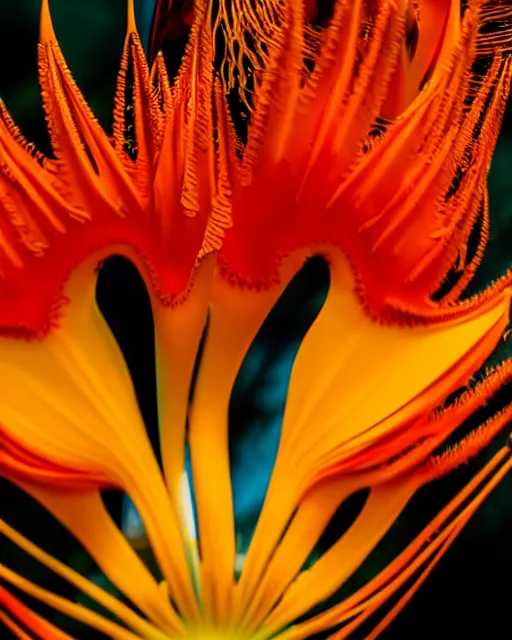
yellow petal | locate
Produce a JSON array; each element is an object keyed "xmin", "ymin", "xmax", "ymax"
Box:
[
  {"xmin": 11, "ymin": 481, "xmax": 182, "ymax": 636},
  {"xmin": 264, "ymin": 476, "xmax": 417, "ymax": 632},
  {"xmin": 278, "ymin": 445, "xmax": 512, "ymax": 640},
  {"xmin": 237, "ymin": 477, "xmax": 362, "ymax": 630},
  {"xmin": 184, "ymin": 250, "xmax": 312, "ymax": 623},
  {"xmin": 235, "ymin": 248, "xmax": 510, "ymax": 608},
  {"xmin": 0, "ymin": 255, "xmax": 197, "ymax": 622},
  {"xmin": 152, "ymin": 256, "xmax": 217, "ymax": 608}
]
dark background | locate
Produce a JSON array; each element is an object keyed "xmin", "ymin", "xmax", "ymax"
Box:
[{"xmin": 1, "ymin": 1, "xmax": 511, "ymax": 638}]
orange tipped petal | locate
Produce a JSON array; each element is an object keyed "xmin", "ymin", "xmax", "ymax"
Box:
[
  {"xmin": 1, "ymin": 1, "xmax": 511, "ymax": 638},
  {"xmin": 382, "ymin": 0, "xmax": 462, "ymax": 119},
  {"xmin": 0, "ymin": 585, "xmax": 73, "ymax": 640},
  {"xmin": 215, "ymin": 0, "xmax": 512, "ymax": 315},
  {"xmin": 0, "ymin": 430, "xmax": 112, "ymax": 490},
  {"xmin": 0, "ymin": 258, "xmax": 200, "ymax": 623},
  {"xmin": 0, "ymin": 516, "xmax": 174, "ymax": 639},
  {"xmin": 220, "ymin": 248, "xmax": 511, "ymax": 615},
  {"xmin": 0, "ymin": 0, "xmax": 229, "ymax": 338}
]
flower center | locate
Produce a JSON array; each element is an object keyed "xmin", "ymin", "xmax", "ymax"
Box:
[{"xmin": 185, "ymin": 632, "xmax": 255, "ymax": 640}]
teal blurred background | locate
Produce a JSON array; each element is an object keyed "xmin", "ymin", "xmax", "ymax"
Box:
[{"xmin": 0, "ymin": 1, "xmax": 511, "ymax": 638}]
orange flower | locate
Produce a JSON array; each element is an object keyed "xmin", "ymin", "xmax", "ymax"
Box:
[{"xmin": 1, "ymin": 0, "xmax": 511, "ymax": 638}]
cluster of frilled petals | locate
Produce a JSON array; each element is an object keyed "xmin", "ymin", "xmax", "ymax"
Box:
[
  {"xmin": 0, "ymin": 0, "xmax": 230, "ymax": 338},
  {"xmin": 1, "ymin": 0, "xmax": 512, "ymax": 639}
]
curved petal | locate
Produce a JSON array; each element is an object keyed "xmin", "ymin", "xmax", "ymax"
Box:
[
  {"xmin": 0, "ymin": 0, "xmax": 229, "ymax": 338},
  {"xmin": 222, "ymin": 248, "xmax": 510, "ymax": 607},
  {"xmin": 264, "ymin": 477, "xmax": 417, "ymax": 634},
  {"xmin": 0, "ymin": 258, "xmax": 197, "ymax": 622},
  {"xmin": 24, "ymin": 486, "xmax": 182, "ymax": 634},
  {"xmin": 0, "ymin": 517, "xmax": 170, "ymax": 640},
  {"xmin": 382, "ymin": 0, "xmax": 462, "ymax": 118},
  {"xmin": 266, "ymin": 445, "xmax": 512, "ymax": 639},
  {"xmin": 213, "ymin": 0, "xmax": 512, "ymax": 313},
  {"xmin": 184, "ymin": 251, "xmax": 309, "ymax": 624}
]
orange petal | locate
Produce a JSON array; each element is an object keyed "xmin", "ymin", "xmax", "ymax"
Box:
[
  {"xmin": 0, "ymin": 569, "xmax": 141, "ymax": 640},
  {"xmin": 186, "ymin": 252, "xmax": 308, "ymax": 624},
  {"xmin": 277, "ymin": 445, "xmax": 512, "ymax": 639},
  {"xmin": 0, "ymin": 259, "xmax": 197, "ymax": 623},
  {"xmin": 263, "ymin": 476, "xmax": 417, "ymax": 633},
  {"xmin": 213, "ymin": 0, "xmax": 511, "ymax": 313},
  {"xmin": 0, "ymin": 432, "xmax": 111, "ymax": 490},
  {"xmin": 227, "ymin": 248, "xmax": 510, "ymax": 608},
  {"xmin": 8, "ymin": 481, "xmax": 184, "ymax": 636},
  {"xmin": 0, "ymin": 0, "xmax": 229, "ymax": 338},
  {"xmin": 382, "ymin": 0, "xmax": 461, "ymax": 118}
]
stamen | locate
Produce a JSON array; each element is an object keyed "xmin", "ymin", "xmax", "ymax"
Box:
[
  {"xmin": 0, "ymin": 568, "xmax": 141, "ymax": 640},
  {"xmin": 0, "ymin": 585, "xmax": 71, "ymax": 640},
  {"xmin": 0, "ymin": 610, "xmax": 35, "ymax": 640},
  {"xmin": 0, "ymin": 518, "xmax": 171, "ymax": 639},
  {"xmin": 280, "ymin": 445, "xmax": 511, "ymax": 639}
]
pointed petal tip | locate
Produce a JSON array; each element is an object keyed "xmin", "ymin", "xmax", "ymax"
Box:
[
  {"xmin": 40, "ymin": 0, "xmax": 138, "ymax": 44},
  {"xmin": 39, "ymin": 0, "xmax": 56, "ymax": 44},
  {"xmin": 127, "ymin": 0, "xmax": 137, "ymax": 35}
]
